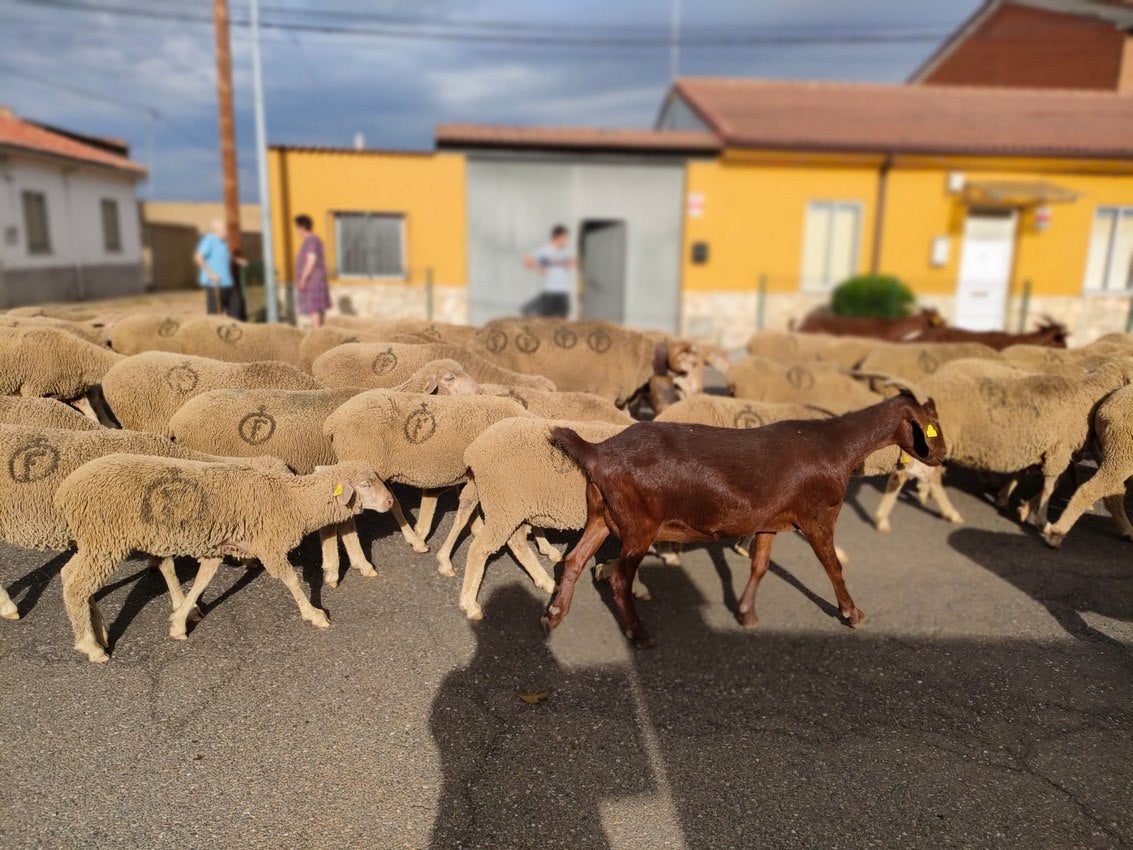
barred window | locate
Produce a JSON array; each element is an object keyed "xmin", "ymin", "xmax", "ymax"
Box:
[
  {"xmin": 800, "ymin": 201, "xmax": 861, "ymax": 289},
  {"xmin": 101, "ymin": 198, "xmax": 122, "ymax": 253},
  {"xmin": 22, "ymin": 191, "xmax": 51, "ymax": 255},
  {"xmin": 1082, "ymin": 207, "xmax": 1133, "ymax": 294},
  {"xmin": 334, "ymin": 212, "xmax": 405, "ymax": 278}
]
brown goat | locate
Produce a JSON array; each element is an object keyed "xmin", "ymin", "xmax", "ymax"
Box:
[
  {"xmin": 908, "ymin": 321, "xmax": 1068, "ymax": 350},
  {"xmin": 546, "ymin": 393, "xmax": 946, "ymax": 646},
  {"xmin": 793, "ymin": 308, "xmax": 942, "ymax": 340}
]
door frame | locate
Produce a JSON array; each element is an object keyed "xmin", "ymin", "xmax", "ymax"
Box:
[{"xmin": 954, "ymin": 206, "xmax": 1019, "ymax": 331}]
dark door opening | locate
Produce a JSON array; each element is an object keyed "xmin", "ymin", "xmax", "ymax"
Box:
[{"xmin": 579, "ymin": 219, "xmax": 627, "ymax": 323}]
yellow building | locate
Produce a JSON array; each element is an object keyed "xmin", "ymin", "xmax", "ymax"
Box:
[{"xmin": 268, "ymin": 78, "xmax": 1133, "ymax": 344}]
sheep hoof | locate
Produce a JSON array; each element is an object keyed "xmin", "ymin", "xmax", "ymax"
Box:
[
  {"xmin": 353, "ymin": 564, "xmax": 378, "ymax": 578},
  {"xmin": 1042, "ymin": 524, "xmax": 1064, "ymax": 549},
  {"xmin": 307, "ymin": 610, "xmax": 331, "ymax": 629},
  {"xmin": 536, "ymin": 578, "xmax": 557, "ymax": 595},
  {"xmin": 732, "ymin": 543, "xmax": 751, "ymax": 558},
  {"xmin": 437, "ymin": 562, "xmax": 456, "ymax": 577},
  {"xmin": 874, "ymin": 518, "xmax": 891, "ymax": 533},
  {"xmin": 0, "ymin": 607, "xmax": 19, "ymax": 621},
  {"xmin": 169, "ymin": 629, "xmax": 187, "ymax": 641},
  {"xmin": 1016, "ymin": 503, "xmax": 1032, "ymax": 523},
  {"xmin": 96, "ymin": 626, "xmax": 109, "ymax": 649},
  {"xmin": 185, "ymin": 605, "xmax": 203, "ymax": 623},
  {"xmin": 410, "ymin": 542, "xmax": 430, "ymax": 554},
  {"xmin": 75, "ymin": 639, "xmax": 108, "ymax": 663},
  {"xmin": 593, "ymin": 563, "xmax": 612, "ymax": 582},
  {"xmin": 632, "ymin": 584, "xmax": 652, "ymax": 602},
  {"xmin": 659, "ymin": 553, "xmax": 681, "ymax": 567},
  {"xmin": 464, "ymin": 605, "xmax": 483, "ymax": 621},
  {"xmin": 323, "ymin": 576, "xmax": 340, "ymax": 589}
]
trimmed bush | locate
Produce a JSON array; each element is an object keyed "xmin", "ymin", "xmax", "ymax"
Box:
[{"xmin": 831, "ymin": 274, "xmax": 915, "ymax": 319}]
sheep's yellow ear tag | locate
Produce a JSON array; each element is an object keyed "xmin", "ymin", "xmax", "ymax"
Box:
[
  {"xmin": 925, "ymin": 424, "xmax": 938, "ymax": 438},
  {"xmin": 333, "ymin": 483, "xmax": 344, "ymax": 497},
  {"xmin": 899, "ymin": 452, "xmax": 911, "ymax": 464}
]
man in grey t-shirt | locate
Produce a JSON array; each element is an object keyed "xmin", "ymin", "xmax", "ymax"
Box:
[{"xmin": 522, "ymin": 224, "xmax": 575, "ymax": 318}]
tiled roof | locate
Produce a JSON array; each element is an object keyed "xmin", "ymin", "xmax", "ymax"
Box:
[
  {"xmin": 0, "ymin": 109, "xmax": 147, "ymax": 176},
  {"xmin": 435, "ymin": 123, "xmax": 720, "ymax": 154},
  {"xmin": 672, "ymin": 77, "xmax": 1133, "ymax": 159}
]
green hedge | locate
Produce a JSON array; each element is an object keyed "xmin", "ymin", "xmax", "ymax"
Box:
[{"xmin": 831, "ymin": 274, "xmax": 915, "ymax": 319}]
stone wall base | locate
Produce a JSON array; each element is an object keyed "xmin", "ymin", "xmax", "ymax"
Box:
[
  {"xmin": 281, "ymin": 282, "xmax": 469, "ymax": 328},
  {"xmin": 682, "ymin": 290, "xmax": 1132, "ymax": 350}
]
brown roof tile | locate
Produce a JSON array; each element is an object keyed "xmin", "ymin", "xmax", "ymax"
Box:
[
  {"xmin": 673, "ymin": 77, "xmax": 1133, "ymax": 158},
  {"xmin": 0, "ymin": 110, "xmax": 147, "ymax": 176},
  {"xmin": 435, "ymin": 123, "xmax": 720, "ymax": 154}
]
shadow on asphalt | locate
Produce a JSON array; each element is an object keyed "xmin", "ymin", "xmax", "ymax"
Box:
[{"xmin": 429, "ymin": 570, "xmax": 1131, "ymax": 850}]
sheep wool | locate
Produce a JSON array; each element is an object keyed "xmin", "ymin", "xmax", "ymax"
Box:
[
  {"xmin": 171, "ymin": 316, "xmax": 307, "ymax": 368},
  {"xmin": 745, "ymin": 331, "xmax": 883, "ymax": 370},
  {"xmin": 727, "ymin": 355, "xmax": 882, "ymax": 413},
  {"xmin": 302, "ymin": 320, "xmax": 478, "ymax": 370},
  {"xmin": 0, "ymin": 397, "xmax": 101, "ymax": 431},
  {"xmin": 107, "ymin": 312, "xmax": 191, "ymax": 355},
  {"xmin": 101, "ymin": 351, "xmax": 322, "ymax": 435},
  {"xmin": 0, "ymin": 327, "xmax": 123, "ymax": 399},
  {"xmin": 312, "ymin": 342, "xmax": 555, "ymax": 393},
  {"xmin": 480, "ymin": 386, "xmax": 634, "ymax": 425},
  {"xmin": 857, "ymin": 341, "xmax": 1002, "ymax": 385},
  {"xmin": 0, "ymin": 315, "xmax": 109, "ymax": 347},
  {"xmin": 655, "ymin": 396, "xmax": 831, "ymax": 428},
  {"xmin": 55, "ymin": 456, "xmax": 390, "ymax": 661}
]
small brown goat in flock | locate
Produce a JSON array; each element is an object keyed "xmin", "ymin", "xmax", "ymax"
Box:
[
  {"xmin": 793, "ymin": 308, "xmax": 942, "ymax": 340},
  {"xmin": 547, "ymin": 393, "xmax": 946, "ymax": 646},
  {"xmin": 909, "ymin": 320, "xmax": 1068, "ymax": 350}
]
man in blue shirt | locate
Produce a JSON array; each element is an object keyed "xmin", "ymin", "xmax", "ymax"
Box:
[
  {"xmin": 194, "ymin": 218, "xmax": 234, "ymax": 315},
  {"xmin": 522, "ymin": 224, "xmax": 575, "ymax": 318}
]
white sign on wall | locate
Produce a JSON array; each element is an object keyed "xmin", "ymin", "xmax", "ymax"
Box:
[{"xmin": 687, "ymin": 192, "xmax": 705, "ymax": 218}]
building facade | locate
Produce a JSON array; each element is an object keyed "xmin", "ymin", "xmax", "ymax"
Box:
[
  {"xmin": 142, "ymin": 201, "xmax": 263, "ymax": 291},
  {"xmin": 0, "ymin": 107, "xmax": 147, "ymax": 308}
]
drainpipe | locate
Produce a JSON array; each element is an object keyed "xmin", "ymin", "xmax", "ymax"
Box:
[
  {"xmin": 869, "ymin": 154, "xmax": 892, "ymax": 275},
  {"xmin": 63, "ymin": 166, "xmax": 85, "ymax": 301}
]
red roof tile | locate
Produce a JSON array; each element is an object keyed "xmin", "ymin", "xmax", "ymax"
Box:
[
  {"xmin": 672, "ymin": 77, "xmax": 1133, "ymax": 159},
  {"xmin": 436, "ymin": 123, "xmax": 720, "ymax": 154},
  {"xmin": 0, "ymin": 110, "xmax": 147, "ymax": 176}
]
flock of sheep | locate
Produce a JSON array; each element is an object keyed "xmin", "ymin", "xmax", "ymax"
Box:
[{"xmin": 0, "ymin": 304, "xmax": 1129, "ymax": 662}]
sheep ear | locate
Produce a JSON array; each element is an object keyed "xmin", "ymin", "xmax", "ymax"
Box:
[
  {"xmin": 422, "ymin": 378, "xmax": 439, "ymax": 394},
  {"xmin": 334, "ymin": 481, "xmax": 355, "ymax": 506}
]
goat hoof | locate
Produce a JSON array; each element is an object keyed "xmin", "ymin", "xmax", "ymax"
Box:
[
  {"xmin": 627, "ymin": 629, "xmax": 655, "ymax": 649},
  {"xmin": 737, "ymin": 610, "xmax": 759, "ymax": 629},
  {"xmin": 844, "ymin": 609, "xmax": 866, "ymax": 628}
]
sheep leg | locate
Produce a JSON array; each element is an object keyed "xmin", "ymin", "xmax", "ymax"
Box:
[
  {"xmin": 995, "ymin": 478, "xmax": 1018, "ymax": 509},
  {"xmin": 413, "ymin": 491, "xmax": 441, "ymax": 541},
  {"xmin": 1103, "ymin": 491, "xmax": 1133, "ymax": 540},
  {"xmin": 339, "ymin": 517, "xmax": 377, "ymax": 577},
  {"xmin": 151, "ymin": 556, "xmax": 202, "ymax": 622},
  {"xmin": 70, "ymin": 394, "xmax": 100, "ymax": 424},
  {"xmin": 736, "ymin": 532, "xmax": 775, "ymax": 629},
  {"xmin": 873, "ymin": 472, "xmax": 907, "ymax": 533},
  {"xmin": 319, "ymin": 525, "xmax": 343, "ymax": 588},
  {"xmin": 0, "ymin": 583, "xmax": 17, "ymax": 620},
  {"xmin": 169, "ymin": 558, "xmax": 221, "ymax": 640},
  {"xmin": 532, "ymin": 528, "xmax": 563, "ymax": 563},
  {"xmin": 261, "ymin": 555, "xmax": 330, "ymax": 628},
  {"xmin": 544, "ymin": 483, "xmax": 610, "ymax": 632},
  {"xmin": 60, "ymin": 551, "xmax": 112, "ymax": 663},
  {"xmin": 436, "ymin": 482, "xmax": 479, "ymax": 577},
  {"xmin": 459, "ymin": 520, "xmax": 519, "ymax": 620},
  {"xmin": 1018, "ymin": 473, "xmax": 1059, "ymax": 527},
  {"xmin": 389, "ymin": 492, "xmax": 429, "ymax": 553},
  {"xmin": 924, "ymin": 479, "xmax": 964, "ymax": 525},
  {"xmin": 608, "ymin": 551, "xmax": 652, "ymax": 647},
  {"xmin": 1043, "ymin": 471, "xmax": 1131, "ymax": 548},
  {"xmin": 803, "ymin": 524, "xmax": 864, "ymax": 627},
  {"xmin": 504, "ymin": 526, "xmax": 557, "ymax": 594}
]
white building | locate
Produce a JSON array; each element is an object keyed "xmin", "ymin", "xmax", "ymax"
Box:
[{"xmin": 0, "ymin": 106, "xmax": 147, "ymax": 308}]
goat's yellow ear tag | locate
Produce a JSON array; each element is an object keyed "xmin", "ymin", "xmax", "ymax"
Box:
[
  {"xmin": 925, "ymin": 424, "xmax": 938, "ymax": 438},
  {"xmin": 333, "ymin": 483, "xmax": 344, "ymax": 497},
  {"xmin": 899, "ymin": 452, "xmax": 911, "ymax": 464}
]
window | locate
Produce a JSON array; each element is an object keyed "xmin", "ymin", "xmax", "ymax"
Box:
[
  {"xmin": 334, "ymin": 212, "xmax": 405, "ymax": 278},
  {"xmin": 100, "ymin": 199, "xmax": 122, "ymax": 252},
  {"xmin": 800, "ymin": 201, "xmax": 861, "ymax": 289},
  {"xmin": 22, "ymin": 191, "xmax": 50, "ymax": 255},
  {"xmin": 1082, "ymin": 207, "xmax": 1133, "ymax": 294}
]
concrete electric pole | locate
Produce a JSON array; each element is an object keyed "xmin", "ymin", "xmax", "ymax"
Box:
[
  {"xmin": 249, "ymin": 0, "xmax": 279, "ymax": 322},
  {"xmin": 212, "ymin": 0, "xmax": 242, "ymax": 255}
]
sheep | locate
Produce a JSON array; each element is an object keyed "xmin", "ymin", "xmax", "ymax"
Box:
[
  {"xmin": 389, "ymin": 359, "xmax": 484, "ymax": 397},
  {"xmin": 55, "ymin": 456, "xmax": 393, "ymax": 662},
  {"xmin": 792, "ymin": 307, "xmax": 943, "ymax": 339},
  {"xmin": 168, "ymin": 316, "xmax": 307, "ymax": 368},
  {"xmin": 7, "ymin": 305, "xmax": 103, "ymax": 321},
  {"xmin": 0, "ymin": 424, "xmax": 288, "ymax": 623},
  {"xmin": 745, "ymin": 331, "xmax": 883, "ymax": 370},
  {"xmin": 312, "ymin": 342, "xmax": 555, "ymax": 393},
  {"xmin": 0, "ymin": 328, "xmax": 122, "ymax": 409},
  {"xmin": 726, "ymin": 355, "xmax": 882, "ymax": 413},
  {"xmin": 100, "ymin": 351, "xmax": 322, "ymax": 435},
  {"xmin": 466, "ymin": 319, "xmax": 683, "ymax": 407},
  {"xmin": 107, "ymin": 312, "xmax": 191, "ymax": 355},
  {"xmin": 1042, "ymin": 384, "xmax": 1133, "ymax": 548},
  {"xmin": 301, "ymin": 321, "xmax": 477, "ymax": 370},
  {"xmin": 876, "ymin": 359, "xmax": 1133, "ymax": 533},
  {"xmin": 0, "ymin": 396, "xmax": 101, "ymax": 431},
  {"xmin": 544, "ymin": 393, "xmax": 947, "ymax": 646},
  {"xmin": 855, "ymin": 341, "xmax": 1002, "ymax": 386},
  {"xmin": 0, "ymin": 315, "xmax": 110, "ymax": 347},
  {"xmin": 1001, "ymin": 341, "xmax": 1127, "ymax": 371},
  {"xmin": 323, "ymin": 390, "xmax": 530, "ymax": 554}
]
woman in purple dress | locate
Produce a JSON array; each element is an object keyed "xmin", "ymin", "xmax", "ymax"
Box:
[{"xmin": 294, "ymin": 214, "xmax": 332, "ymax": 328}]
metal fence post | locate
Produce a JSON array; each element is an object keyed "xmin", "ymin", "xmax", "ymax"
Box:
[
  {"xmin": 1017, "ymin": 278, "xmax": 1032, "ymax": 333},
  {"xmin": 756, "ymin": 273, "xmax": 767, "ymax": 331},
  {"xmin": 426, "ymin": 266, "xmax": 434, "ymax": 321}
]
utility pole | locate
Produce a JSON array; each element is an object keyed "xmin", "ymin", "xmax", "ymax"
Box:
[
  {"xmin": 249, "ymin": 0, "xmax": 279, "ymax": 322},
  {"xmin": 212, "ymin": 0, "xmax": 241, "ymax": 255},
  {"xmin": 669, "ymin": 0, "xmax": 681, "ymax": 81}
]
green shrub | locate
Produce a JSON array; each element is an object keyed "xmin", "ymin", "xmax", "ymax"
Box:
[{"xmin": 831, "ymin": 274, "xmax": 915, "ymax": 319}]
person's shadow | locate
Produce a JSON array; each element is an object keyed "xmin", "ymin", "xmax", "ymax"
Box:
[{"xmin": 428, "ymin": 584, "xmax": 656, "ymax": 849}]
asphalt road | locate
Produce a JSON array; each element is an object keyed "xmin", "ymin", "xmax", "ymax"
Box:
[{"xmin": 1, "ymin": 471, "xmax": 1130, "ymax": 849}]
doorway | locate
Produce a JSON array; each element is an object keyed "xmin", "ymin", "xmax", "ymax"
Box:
[
  {"xmin": 579, "ymin": 220, "xmax": 627, "ymax": 323},
  {"xmin": 954, "ymin": 208, "xmax": 1018, "ymax": 331}
]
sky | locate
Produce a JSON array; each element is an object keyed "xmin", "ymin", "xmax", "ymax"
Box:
[{"xmin": 0, "ymin": 0, "xmax": 983, "ymax": 201}]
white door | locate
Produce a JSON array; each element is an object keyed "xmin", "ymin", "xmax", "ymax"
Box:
[{"xmin": 954, "ymin": 209, "xmax": 1017, "ymax": 330}]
